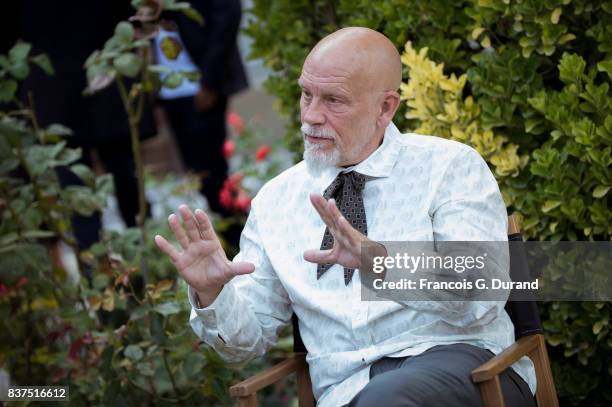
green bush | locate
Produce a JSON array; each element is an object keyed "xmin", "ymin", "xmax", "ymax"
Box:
[
  {"xmin": 245, "ymin": 0, "xmax": 611, "ymax": 404},
  {"xmin": 0, "ymin": 1, "xmax": 291, "ymax": 401}
]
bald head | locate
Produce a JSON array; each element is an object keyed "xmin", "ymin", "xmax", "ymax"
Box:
[
  {"xmin": 304, "ymin": 27, "xmax": 402, "ymax": 93},
  {"xmin": 299, "ymin": 27, "xmax": 403, "ymax": 169}
]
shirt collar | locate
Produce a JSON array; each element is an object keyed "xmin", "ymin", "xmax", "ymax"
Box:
[{"xmin": 316, "ymin": 122, "xmax": 402, "ymax": 194}]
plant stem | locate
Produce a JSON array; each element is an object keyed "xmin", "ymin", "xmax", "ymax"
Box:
[
  {"xmin": 27, "ymin": 91, "xmax": 42, "ymax": 143},
  {"xmin": 162, "ymin": 348, "xmax": 181, "ymax": 402},
  {"xmin": 116, "ymin": 76, "xmax": 149, "ymax": 286}
]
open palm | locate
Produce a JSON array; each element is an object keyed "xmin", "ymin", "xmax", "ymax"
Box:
[
  {"xmin": 154, "ymin": 205, "xmax": 254, "ymax": 302},
  {"xmin": 303, "ymin": 193, "xmax": 368, "ymax": 269}
]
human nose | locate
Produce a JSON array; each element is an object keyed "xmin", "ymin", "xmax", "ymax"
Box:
[{"xmin": 302, "ymin": 97, "xmax": 325, "ymax": 126}]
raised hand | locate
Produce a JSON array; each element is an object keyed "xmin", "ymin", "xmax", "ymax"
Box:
[
  {"xmin": 303, "ymin": 193, "xmax": 369, "ymax": 269},
  {"xmin": 154, "ymin": 205, "xmax": 254, "ymax": 307}
]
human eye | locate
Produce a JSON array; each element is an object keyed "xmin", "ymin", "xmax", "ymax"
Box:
[
  {"xmin": 301, "ymin": 89, "xmax": 313, "ymax": 101},
  {"xmin": 325, "ymin": 95, "xmax": 347, "ymax": 109}
]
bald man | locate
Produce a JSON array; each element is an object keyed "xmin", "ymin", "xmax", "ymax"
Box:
[{"xmin": 155, "ymin": 28, "xmax": 536, "ymax": 406}]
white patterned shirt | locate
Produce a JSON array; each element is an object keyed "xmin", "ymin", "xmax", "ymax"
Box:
[{"xmin": 188, "ymin": 122, "xmax": 536, "ymax": 407}]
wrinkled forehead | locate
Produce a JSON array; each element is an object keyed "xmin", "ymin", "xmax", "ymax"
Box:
[{"xmin": 299, "ymin": 52, "xmax": 370, "ymax": 96}]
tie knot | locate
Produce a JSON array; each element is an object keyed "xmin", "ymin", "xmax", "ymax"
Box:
[{"xmin": 323, "ymin": 171, "xmax": 369, "ymax": 199}]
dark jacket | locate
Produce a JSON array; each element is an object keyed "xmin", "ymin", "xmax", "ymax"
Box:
[
  {"xmin": 169, "ymin": 0, "xmax": 248, "ymax": 96},
  {"xmin": 5, "ymin": 0, "xmax": 155, "ymax": 147}
]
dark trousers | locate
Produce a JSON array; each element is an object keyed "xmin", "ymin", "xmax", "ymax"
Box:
[
  {"xmin": 56, "ymin": 137, "xmax": 141, "ymax": 251},
  {"xmin": 162, "ymin": 95, "xmax": 229, "ymax": 215},
  {"xmin": 347, "ymin": 343, "xmax": 535, "ymax": 407}
]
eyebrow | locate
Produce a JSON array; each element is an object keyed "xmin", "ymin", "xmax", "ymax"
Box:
[{"xmin": 297, "ymin": 80, "xmax": 350, "ymax": 98}]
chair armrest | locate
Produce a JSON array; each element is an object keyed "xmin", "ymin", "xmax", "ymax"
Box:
[
  {"xmin": 472, "ymin": 335, "xmax": 540, "ymax": 382},
  {"xmin": 229, "ymin": 354, "xmax": 307, "ymax": 397}
]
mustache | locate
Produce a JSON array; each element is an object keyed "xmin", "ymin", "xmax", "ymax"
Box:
[{"xmin": 301, "ymin": 123, "xmax": 337, "ymax": 140}]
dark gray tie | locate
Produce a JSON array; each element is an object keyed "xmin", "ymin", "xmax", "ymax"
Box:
[{"xmin": 317, "ymin": 171, "xmax": 370, "ymax": 285}]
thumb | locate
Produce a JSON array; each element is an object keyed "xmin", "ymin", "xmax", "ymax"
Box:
[
  {"xmin": 228, "ymin": 261, "xmax": 256, "ymax": 276},
  {"xmin": 303, "ymin": 249, "xmax": 335, "ymax": 264}
]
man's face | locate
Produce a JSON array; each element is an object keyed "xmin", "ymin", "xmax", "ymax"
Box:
[{"xmin": 298, "ymin": 59, "xmax": 379, "ymax": 171}]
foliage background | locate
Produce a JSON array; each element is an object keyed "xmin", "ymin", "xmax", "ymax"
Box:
[
  {"xmin": 0, "ymin": 1, "xmax": 293, "ymax": 405},
  {"xmin": 1, "ymin": 0, "xmax": 610, "ymax": 405},
  {"xmin": 244, "ymin": 0, "xmax": 611, "ymax": 404}
]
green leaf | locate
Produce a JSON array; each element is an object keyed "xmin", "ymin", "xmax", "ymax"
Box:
[
  {"xmin": 542, "ymin": 200, "xmax": 562, "ymax": 213},
  {"xmin": 558, "ymin": 53, "xmax": 586, "ymax": 85},
  {"xmin": 593, "ymin": 321, "xmax": 604, "ymax": 335},
  {"xmin": 9, "ymin": 60, "xmax": 29, "ymax": 80},
  {"xmin": 124, "ymin": 345, "xmax": 143, "ymax": 361},
  {"xmin": 147, "ymin": 65, "xmax": 172, "ymax": 75},
  {"xmin": 44, "ymin": 123, "xmax": 73, "ymax": 139},
  {"xmin": 0, "ymin": 55, "xmax": 9, "ymax": 69},
  {"xmin": 181, "ymin": 70, "xmax": 201, "ymax": 82},
  {"xmin": 0, "ymin": 79, "xmax": 18, "ymax": 102},
  {"xmin": 597, "ymin": 60, "xmax": 612, "ymax": 80},
  {"xmin": 9, "ymin": 43, "xmax": 31, "ymax": 62},
  {"xmin": 114, "ymin": 22, "xmax": 135, "ymax": 44},
  {"xmin": 137, "ymin": 362, "xmax": 155, "ymax": 376},
  {"xmin": 31, "ymin": 54, "xmax": 54, "ymax": 75},
  {"xmin": 153, "ymin": 302, "xmax": 181, "ymax": 316},
  {"xmin": 0, "ymin": 158, "xmax": 19, "ymax": 174},
  {"xmin": 181, "ymin": 7, "xmax": 204, "ymax": 25},
  {"xmin": 150, "ymin": 314, "xmax": 167, "ymax": 345},
  {"xmin": 550, "ymin": 8, "xmax": 562, "ymax": 24},
  {"xmin": 22, "ymin": 230, "xmax": 55, "ymax": 239},
  {"xmin": 129, "ymin": 305, "xmax": 151, "ymax": 321},
  {"xmin": 113, "ymin": 53, "xmax": 141, "ymax": 78},
  {"xmin": 592, "ymin": 185, "xmax": 610, "ymax": 198},
  {"xmin": 70, "ymin": 164, "xmax": 96, "ymax": 187},
  {"xmin": 162, "ymin": 72, "xmax": 183, "ymax": 89}
]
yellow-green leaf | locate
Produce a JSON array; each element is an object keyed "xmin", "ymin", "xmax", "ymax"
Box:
[
  {"xmin": 551, "ymin": 8, "xmax": 562, "ymax": 24},
  {"xmin": 542, "ymin": 200, "xmax": 562, "ymax": 213},
  {"xmin": 471, "ymin": 27, "xmax": 485, "ymax": 40},
  {"xmin": 593, "ymin": 185, "xmax": 610, "ymax": 198}
]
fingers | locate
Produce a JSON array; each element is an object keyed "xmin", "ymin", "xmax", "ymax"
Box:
[
  {"xmin": 168, "ymin": 214, "xmax": 189, "ymax": 250},
  {"xmin": 154, "ymin": 235, "xmax": 180, "ymax": 262},
  {"xmin": 325, "ymin": 198, "xmax": 345, "ymax": 231},
  {"xmin": 309, "ymin": 193, "xmax": 337, "ymax": 231},
  {"xmin": 336, "ymin": 215, "xmax": 361, "ymax": 247},
  {"xmin": 179, "ymin": 205, "xmax": 201, "ymax": 242},
  {"xmin": 303, "ymin": 248, "xmax": 336, "ymax": 264},
  {"xmin": 194, "ymin": 208, "xmax": 217, "ymax": 241}
]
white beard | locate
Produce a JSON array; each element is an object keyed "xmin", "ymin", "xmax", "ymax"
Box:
[
  {"xmin": 303, "ymin": 142, "xmax": 341, "ymax": 177},
  {"xmin": 301, "ymin": 123, "xmax": 341, "ymax": 177}
]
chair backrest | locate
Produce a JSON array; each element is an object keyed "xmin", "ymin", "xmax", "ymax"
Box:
[
  {"xmin": 292, "ymin": 215, "xmax": 542, "ymax": 352},
  {"xmin": 505, "ymin": 215, "xmax": 543, "ymax": 339}
]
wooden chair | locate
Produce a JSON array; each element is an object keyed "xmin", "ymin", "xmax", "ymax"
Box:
[{"xmin": 229, "ymin": 215, "xmax": 559, "ymax": 407}]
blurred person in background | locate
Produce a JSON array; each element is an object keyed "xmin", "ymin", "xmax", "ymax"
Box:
[
  {"xmin": 155, "ymin": 0, "xmax": 248, "ymax": 217},
  {"xmin": 4, "ymin": 0, "xmax": 156, "ymax": 252}
]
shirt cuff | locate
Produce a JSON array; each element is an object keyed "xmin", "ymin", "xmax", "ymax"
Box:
[{"xmin": 187, "ymin": 283, "xmax": 236, "ymax": 330}]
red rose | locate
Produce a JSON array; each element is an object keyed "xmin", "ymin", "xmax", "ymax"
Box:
[
  {"xmin": 0, "ymin": 284, "xmax": 8, "ymax": 297},
  {"xmin": 222, "ymin": 140, "xmax": 235, "ymax": 158},
  {"xmin": 255, "ymin": 145, "xmax": 271, "ymax": 162},
  {"xmin": 219, "ymin": 184, "xmax": 234, "ymax": 210},
  {"xmin": 234, "ymin": 190, "xmax": 252, "ymax": 212},
  {"xmin": 227, "ymin": 172, "xmax": 244, "ymax": 188},
  {"xmin": 226, "ymin": 111, "xmax": 244, "ymax": 135}
]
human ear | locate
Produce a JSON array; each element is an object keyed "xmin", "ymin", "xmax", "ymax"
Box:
[{"xmin": 376, "ymin": 90, "xmax": 401, "ymax": 128}]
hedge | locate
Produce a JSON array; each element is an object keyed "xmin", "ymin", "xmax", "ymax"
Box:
[{"xmin": 244, "ymin": 0, "xmax": 611, "ymax": 404}]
